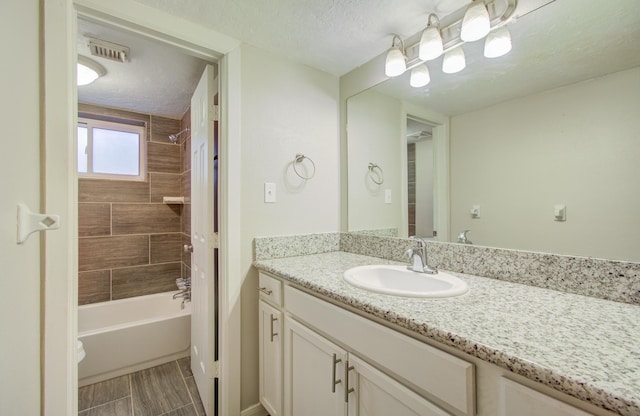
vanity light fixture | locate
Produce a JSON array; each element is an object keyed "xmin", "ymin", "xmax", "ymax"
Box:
[
  {"xmin": 418, "ymin": 14, "xmax": 444, "ymax": 61},
  {"xmin": 484, "ymin": 26, "xmax": 512, "ymax": 58},
  {"xmin": 384, "ymin": 35, "xmax": 407, "ymax": 77},
  {"xmin": 77, "ymin": 55, "xmax": 106, "ymax": 86},
  {"xmin": 410, "ymin": 64, "xmax": 431, "ymax": 87},
  {"xmin": 385, "ymin": 0, "xmax": 521, "ymax": 88},
  {"xmin": 460, "ymin": 0, "xmax": 491, "ymax": 42},
  {"xmin": 442, "ymin": 47, "xmax": 466, "ymax": 74}
]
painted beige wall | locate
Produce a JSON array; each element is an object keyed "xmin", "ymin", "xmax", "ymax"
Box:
[
  {"xmin": 347, "ymin": 89, "xmax": 403, "ymax": 232},
  {"xmin": 450, "ymin": 67, "xmax": 640, "ymax": 261},
  {"xmin": 0, "ymin": 0, "xmax": 41, "ymax": 414},
  {"xmin": 239, "ymin": 44, "xmax": 340, "ymax": 409}
]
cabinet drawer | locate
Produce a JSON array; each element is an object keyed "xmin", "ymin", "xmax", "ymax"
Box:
[
  {"xmin": 500, "ymin": 378, "xmax": 593, "ymax": 416},
  {"xmin": 258, "ymin": 272, "xmax": 282, "ymax": 307},
  {"xmin": 285, "ymin": 286, "xmax": 475, "ymax": 416}
]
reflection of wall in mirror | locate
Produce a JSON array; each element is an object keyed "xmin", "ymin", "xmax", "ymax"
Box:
[
  {"xmin": 347, "ymin": 89, "xmax": 402, "ymax": 233},
  {"xmin": 450, "ymin": 67, "xmax": 640, "ymax": 262}
]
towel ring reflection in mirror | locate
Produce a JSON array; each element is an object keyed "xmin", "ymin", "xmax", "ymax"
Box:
[
  {"xmin": 368, "ymin": 162, "xmax": 384, "ymax": 185},
  {"xmin": 293, "ymin": 153, "xmax": 316, "ymax": 180}
]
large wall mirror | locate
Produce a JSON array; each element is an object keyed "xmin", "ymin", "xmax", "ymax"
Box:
[{"xmin": 346, "ymin": 0, "xmax": 640, "ymax": 262}]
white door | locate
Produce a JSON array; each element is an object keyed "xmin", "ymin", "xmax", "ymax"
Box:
[
  {"xmin": 191, "ymin": 64, "xmax": 217, "ymax": 415},
  {"xmin": 284, "ymin": 317, "xmax": 348, "ymax": 416}
]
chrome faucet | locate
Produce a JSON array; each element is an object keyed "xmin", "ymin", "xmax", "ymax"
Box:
[
  {"xmin": 173, "ymin": 278, "xmax": 191, "ymax": 309},
  {"xmin": 457, "ymin": 230, "xmax": 472, "ymax": 244},
  {"xmin": 404, "ymin": 236, "xmax": 438, "ymax": 274}
]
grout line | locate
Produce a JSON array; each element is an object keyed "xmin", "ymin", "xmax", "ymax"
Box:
[
  {"xmin": 129, "ymin": 373, "xmax": 135, "ymax": 416},
  {"xmin": 177, "ymin": 359, "xmax": 200, "ymax": 416}
]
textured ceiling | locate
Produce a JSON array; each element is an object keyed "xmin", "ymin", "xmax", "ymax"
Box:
[
  {"xmin": 129, "ymin": 0, "xmax": 469, "ymax": 76},
  {"xmin": 78, "ymin": 0, "xmax": 640, "ymax": 118}
]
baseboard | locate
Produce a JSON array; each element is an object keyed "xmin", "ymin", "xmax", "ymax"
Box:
[{"xmin": 240, "ymin": 402, "xmax": 268, "ymax": 416}]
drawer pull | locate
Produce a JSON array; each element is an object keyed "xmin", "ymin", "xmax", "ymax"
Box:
[
  {"xmin": 344, "ymin": 360, "xmax": 354, "ymax": 402},
  {"xmin": 258, "ymin": 287, "xmax": 273, "ymax": 295},
  {"xmin": 270, "ymin": 314, "xmax": 278, "ymax": 342},
  {"xmin": 332, "ymin": 353, "xmax": 342, "ymax": 393}
]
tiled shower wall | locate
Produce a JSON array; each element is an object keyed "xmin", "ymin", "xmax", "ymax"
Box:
[{"xmin": 78, "ymin": 103, "xmax": 190, "ymax": 305}]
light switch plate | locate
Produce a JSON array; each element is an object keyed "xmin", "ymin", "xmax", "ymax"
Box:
[
  {"xmin": 264, "ymin": 182, "xmax": 276, "ymax": 203},
  {"xmin": 385, "ymin": 189, "xmax": 392, "ymax": 204}
]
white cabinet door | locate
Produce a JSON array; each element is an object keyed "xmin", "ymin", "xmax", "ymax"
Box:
[
  {"xmin": 500, "ymin": 378, "xmax": 593, "ymax": 416},
  {"xmin": 347, "ymin": 355, "xmax": 453, "ymax": 416},
  {"xmin": 259, "ymin": 301, "xmax": 282, "ymax": 416},
  {"xmin": 284, "ymin": 317, "xmax": 348, "ymax": 416}
]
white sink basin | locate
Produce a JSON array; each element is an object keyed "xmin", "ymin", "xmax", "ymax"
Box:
[{"xmin": 343, "ymin": 265, "xmax": 469, "ymax": 298}]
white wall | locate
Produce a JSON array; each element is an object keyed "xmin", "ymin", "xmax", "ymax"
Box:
[
  {"xmin": 450, "ymin": 67, "xmax": 640, "ymax": 261},
  {"xmin": 347, "ymin": 89, "xmax": 403, "ymax": 232},
  {"xmin": 239, "ymin": 44, "xmax": 340, "ymax": 409},
  {"xmin": 0, "ymin": 1, "xmax": 42, "ymax": 414}
]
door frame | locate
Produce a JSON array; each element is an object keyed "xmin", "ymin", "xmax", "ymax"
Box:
[{"xmin": 43, "ymin": 1, "xmax": 242, "ymax": 414}]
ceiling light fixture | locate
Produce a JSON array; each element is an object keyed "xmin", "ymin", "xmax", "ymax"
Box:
[
  {"xmin": 385, "ymin": 35, "xmax": 407, "ymax": 77},
  {"xmin": 442, "ymin": 47, "xmax": 466, "ymax": 74},
  {"xmin": 419, "ymin": 14, "xmax": 444, "ymax": 61},
  {"xmin": 77, "ymin": 55, "xmax": 106, "ymax": 86},
  {"xmin": 484, "ymin": 26, "xmax": 512, "ymax": 58},
  {"xmin": 460, "ymin": 0, "xmax": 491, "ymax": 42},
  {"xmin": 410, "ymin": 64, "xmax": 431, "ymax": 87}
]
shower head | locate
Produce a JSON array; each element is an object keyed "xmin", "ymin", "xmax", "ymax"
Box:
[{"xmin": 168, "ymin": 128, "xmax": 189, "ymax": 144}]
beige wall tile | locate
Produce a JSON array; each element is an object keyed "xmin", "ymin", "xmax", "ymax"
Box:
[
  {"xmin": 181, "ymin": 137, "xmax": 191, "ymax": 172},
  {"xmin": 78, "ymin": 103, "xmax": 150, "ymax": 124},
  {"xmin": 79, "ymin": 179, "xmax": 149, "ymax": 203},
  {"xmin": 150, "ymin": 233, "xmax": 182, "ymax": 264},
  {"xmin": 181, "ymin": 172, "xmax": 191, "ymax": 204},
  {"xmin": 180, "ymin": 108, "xmax": 191, "ymax": 145},
  {"xmin": 112, "ymin": 263, "xmax": 181, "ymax": 299},
  {"xmin": 181, "ymin": 233, "xmax": 192, "ymax": 269},
  {"xmin": 79, "ymin": 203, "xmax": 111, "ymax": 237},
  {"xmin": 79, "ymin": 235, "xmax": 149, "ymax": 272},
  {"xmin": 151, "ymin": 115, "xmax": 181, "ymax": 143},
  {"xmin": 78, "ymin": 270, "xmax": 111, "ymax": 305},
  {"xmin": 112, "ymin": 204, "xmax": 181, "ymax": 234},
  {"xmin": 148, "ymin": 142, "xmax": 181, "ymax": 174},
  {"xmin": 182, "ymin": 203, "xmax": 191, "ymax": 236},
  {"xmin": 150, "ymin": 173, "xmax": 181, "ymax": 203}
]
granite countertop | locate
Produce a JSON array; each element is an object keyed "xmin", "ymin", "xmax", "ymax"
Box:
[{"xmin": 253, "ymin": 251, "xmax": 640, "ymax": 416}]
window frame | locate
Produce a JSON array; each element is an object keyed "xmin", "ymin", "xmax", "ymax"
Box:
[{"xmin": 77, "ymin": 117, "xmax": 146, "ymax": 181}]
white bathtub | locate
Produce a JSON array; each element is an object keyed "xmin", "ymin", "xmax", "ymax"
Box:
[{"xmin": 78, "ymin": 291, "xmax": 191, "ymax": 387}]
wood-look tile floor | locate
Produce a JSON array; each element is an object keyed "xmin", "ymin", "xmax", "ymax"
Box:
[{"xmin": 79, "ymin": 357, "xmax": 206, "ymax": 416}]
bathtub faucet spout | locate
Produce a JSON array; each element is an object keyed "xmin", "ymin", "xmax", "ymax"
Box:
[{"xmin": 173, "ymin": 290, "xmax": 190, "ymax": 300}]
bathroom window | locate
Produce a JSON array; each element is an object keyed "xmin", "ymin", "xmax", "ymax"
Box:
[{"xmin": 78, "ymin": 117, "xmax": 146, "ymax": 181}]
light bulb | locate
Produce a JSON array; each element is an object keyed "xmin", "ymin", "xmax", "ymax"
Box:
[
  {"xmin": 410, "ymin": 65, "xmax": 431, "ymax": 88},
  {"xmin": 461, "ymin": 1, "xmax": 490, "ymax": 42},
  {"xmin": 442, "ymin": 48, "xmax": 466, "ymax": 74},
  {"xmin": 419, "ymin": 26, "xmax": 443, "ymax": 61},
  {"xmin": 484, "ymin": 27, "xmax": 512, "ymax": 58},
  {"xmin": 385, "ymin": 47, "xmax": 406, "ymax": 77}
]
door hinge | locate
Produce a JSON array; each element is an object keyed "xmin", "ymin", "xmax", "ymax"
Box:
[
  {"xmin": 212, "ymin": 105, "xmax": 219, "ymax": 121},
  {"xmin": 209, "ymin": 232, "xmax": 219, "ymax": 249},
  {"xmin": 210, "ymin": 361, "xmax": 220, "ymax": 379}
]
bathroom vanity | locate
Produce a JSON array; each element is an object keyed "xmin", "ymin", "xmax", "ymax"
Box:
[{"xmin": 254, "ymin": 251, "xmax": 640, "ymax": 416}]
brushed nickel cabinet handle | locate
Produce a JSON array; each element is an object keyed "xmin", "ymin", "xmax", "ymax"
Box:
[
  {"xmin": 269, "ymin": 314, "xmax": 278, "ymax": 342},
  {"xmin": 332, "ymin": 353, "xmax": 342, "ymax": 393},
  {"xmin": 258, "ymin": 287, "xmax": 273, "ymax": 295},
  {"xmin": 344, "ymin": 360, "xmax": 355, "ymax": 402}
]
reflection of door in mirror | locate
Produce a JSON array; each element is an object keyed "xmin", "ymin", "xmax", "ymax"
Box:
[{"xmin": 406, "ymin": 117, "xmax": 434, "ymax": 238}]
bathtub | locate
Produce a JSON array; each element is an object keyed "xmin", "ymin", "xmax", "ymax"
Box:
[{"xmin": 78, "ymin": 291, "xmax": 191, "ymax": 387}]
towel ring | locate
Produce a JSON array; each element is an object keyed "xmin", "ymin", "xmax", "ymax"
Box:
[
  {"xmin": 368, "ymin": 162, "xmax": 384, "ymax": 185},
  {"xmin": 293, "ymin": 153, "xmax": 316, "ymax": 180}
]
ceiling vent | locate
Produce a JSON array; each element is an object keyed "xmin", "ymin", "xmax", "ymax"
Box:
[{"xmin": 88, "ymin": 38, "xmax": 130, "ymax": 63}]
